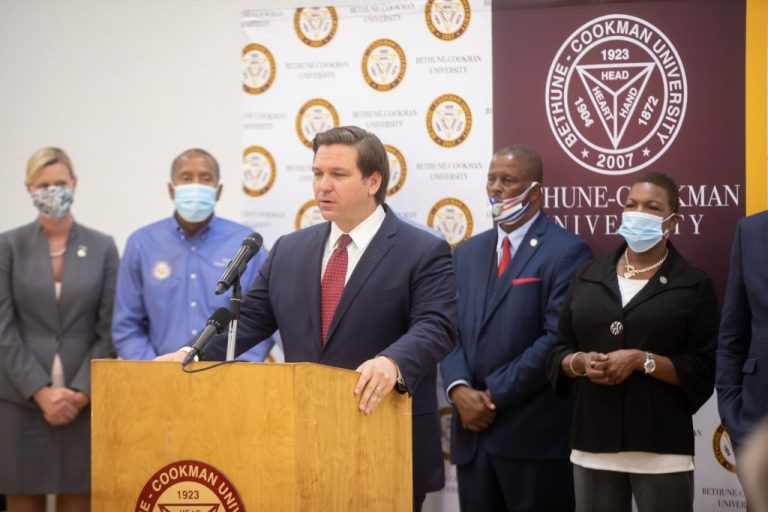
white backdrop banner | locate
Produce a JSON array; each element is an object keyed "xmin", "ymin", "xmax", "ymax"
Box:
[{"xmin": 240, "ymin": 2, "xmax": 492, "ymax": 509}]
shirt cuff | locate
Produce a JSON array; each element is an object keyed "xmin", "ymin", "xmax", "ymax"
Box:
[
  {"xmin": 382, "ymin": 356, "xmax": 407, "ymax": 393},
  {"xmin": 446, "ymin": 379, "xmax": 471, "ymax": 404},
  {"xmin": 179, "ymin": 346, "xmax": 198, "ymax": 362}
]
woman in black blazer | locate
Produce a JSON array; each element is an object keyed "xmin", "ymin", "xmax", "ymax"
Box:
[
  {"xmin": 0, "ymin": 148, "xmax": 118, "ymax": 512},
  {"xmin": 548, "ymin": 172, "xmax": 718, "ymax": 512}
]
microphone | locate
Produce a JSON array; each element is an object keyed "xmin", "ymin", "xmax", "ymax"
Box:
[
  {"xmin": 215, "ymin": 232, "xmax": 263, "ymax": 295},
  {"xmin": 181, "ymin": 307, "xmax": 233, "ymax": 366}
]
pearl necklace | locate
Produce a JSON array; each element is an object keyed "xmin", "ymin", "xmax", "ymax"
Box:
[
  {"xmin": 623, "ymin": 248, "xmax": 668, "ymax": 279},
  {"xmin": 50, "ymin": 247, "xmax": 67, "ymax": 258}
]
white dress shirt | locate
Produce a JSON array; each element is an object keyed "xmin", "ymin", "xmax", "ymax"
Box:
[{"xmin": 322, "ymin": 205, "xmax": 386, "ymax": 283}]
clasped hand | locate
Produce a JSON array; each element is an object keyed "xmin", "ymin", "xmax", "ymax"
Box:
[
  {"xmin": 584, "ymin": 349, "xmax": 641, "ymax": 386},
  {"xmin": 33, "ymin": 386, "xmax": 90, "ymax": 426},
  {"xmin": 450, "ymin": 386, "xmax": 496, "ymax": 432}
]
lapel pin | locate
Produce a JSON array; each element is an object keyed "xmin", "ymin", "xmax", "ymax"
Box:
[
  {"xmin": 77, "ymin": 245, "xmax": 87, "ymax": 258},
  {"xmin": 659, "ymin": 276, "xmax": 668, "ymax": 284},
  {"xmin": 530, "ymin": 238, "xmax": 538, "ymax": 247}
]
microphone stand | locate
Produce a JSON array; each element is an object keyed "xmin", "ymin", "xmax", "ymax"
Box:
[{"xmin": 225, "ymin": 275, "xmax": 242, "ymax": 362}]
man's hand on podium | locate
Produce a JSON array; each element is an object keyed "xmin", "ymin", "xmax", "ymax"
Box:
[
  {"xmin": 154, "ymin": 350, "xmax": 187, "ymax": 362},
  {"xmin": 354, "ymin": 356, "xmax": 397, "ymax": 415}
]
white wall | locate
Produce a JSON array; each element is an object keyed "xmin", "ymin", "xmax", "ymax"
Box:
[{"xmin": 0, "ymin": 0, "xmax": 319, "ymax": 250}]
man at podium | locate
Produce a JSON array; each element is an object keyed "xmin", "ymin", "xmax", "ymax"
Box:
[{"xmin": 158, "ymin": 126, "xmax": 458, "ymax": 510}]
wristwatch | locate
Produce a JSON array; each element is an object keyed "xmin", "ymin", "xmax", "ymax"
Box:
[{"xmin": 643, "ymin": 352, "xmax": 656, "ymax": 374}]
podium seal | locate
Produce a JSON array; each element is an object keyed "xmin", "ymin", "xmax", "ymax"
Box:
[{"xmin": 135, "ymin": 460, "xmax": 245, "ymax": 512}]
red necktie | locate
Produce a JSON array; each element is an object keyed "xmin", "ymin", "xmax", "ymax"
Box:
[
  {"xmin": 498, "ymin": 236, "xmax": 511, "ymax": 277},
  {"xmin": 321, "ymin": 234, "xmax": 352, "ymax": 343}
]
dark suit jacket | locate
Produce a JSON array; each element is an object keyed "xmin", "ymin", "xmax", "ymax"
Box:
[
  {"xmin": 205, "ymin": 206, "xmax": 458, "ymax": 495},
  {"xmin": 549, "ymin": 242, "xmax": 718, "ymax": 454},
  {"xmin": 717, "ymin": 210, "xmax": 768, "ymax": 446},
  {"xmin": 441, "ymin": 213, "xmax": 592, "ymax": 464},
  {"xmin": 0, "ymin": 220, "xmax": 118, "ymax": 405}
]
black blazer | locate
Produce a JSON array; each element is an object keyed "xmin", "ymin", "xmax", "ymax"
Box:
[{"xmin": 548, "ymin": 242, "xmax": 718, "ymax": 455}]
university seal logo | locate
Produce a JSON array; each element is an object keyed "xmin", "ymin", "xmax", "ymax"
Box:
[
  {"xmin": 241, "ymin": 43, "xmax": 276, "ymax": 95},
  {"xmin": 362, "ymin": 39, "xmax": 407, "ymax": 92},
  {"xmin": 135, "ymin": 460, "xmax": 245, "ymax": 512},
  {"xmin": 384, "ymin": 144, "xmax": 407, "ymax": 196},
  {"xmin": 427, "ymin": 197, "xmax": 473, "ymax": 247},
  {"xmin": 294, "ymin": 7, "xmax": 338, "ymax": 47},
  {"xmin": 712, "ymin": 424, "xmax": 737, "ymax": 473},
  {"xmin": 242, "ymin": 145, "xmax": 276, "ymax": 197},
  {"xmin": 295, "ymin": 199, "xmax": 325, "ymax": 230},
  {"xmin": 296, "ymin": 98, "xmax": 340, "ymax": 148},
  {"xmin": 545, "ymin": 14, "xmax": 687, "ymax": 175},
  {"xmin": 425, "ymin": 0, "xmax": 471, "ymax": 41},
  {"xmin": 427, "ymin": 94, "xmax": 472, "ymax": 148}
]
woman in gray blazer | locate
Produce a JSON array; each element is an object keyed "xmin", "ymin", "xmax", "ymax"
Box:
[{"xmin": 0, "ymin": 148, "xmax": 118, "ymax": 512}]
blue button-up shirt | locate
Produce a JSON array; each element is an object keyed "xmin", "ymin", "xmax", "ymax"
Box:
[{"xmin": 112, "ymin": 215, "xmax": 273, "ymax": 360}]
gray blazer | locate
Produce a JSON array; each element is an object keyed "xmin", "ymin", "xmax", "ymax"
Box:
[{"xmin": 0, "ymin": 220, "xmax": 118, "ymax": 406}]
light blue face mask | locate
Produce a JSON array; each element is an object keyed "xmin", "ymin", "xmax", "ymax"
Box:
[
  {"xmin": 173, "ymin": 184, "xmax": 217, "ymax": 223},
  {"xmin": 617, "ymin": 211, "xmax": 675, "ymax": 253}
]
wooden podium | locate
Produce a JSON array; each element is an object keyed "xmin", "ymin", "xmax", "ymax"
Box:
[{"xmin": 91, "ymin": 360, "xmax": 412, "ymax": 511}]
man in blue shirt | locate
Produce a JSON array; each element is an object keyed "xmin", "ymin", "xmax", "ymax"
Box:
[{"xmin": 112, "ymin": 148, "xmax": 273, "ymax": 361}]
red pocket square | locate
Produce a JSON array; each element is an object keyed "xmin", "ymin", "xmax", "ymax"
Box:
[{"xmin": 511, "ymin": 277, "xmax": 541, "ymax": 285}]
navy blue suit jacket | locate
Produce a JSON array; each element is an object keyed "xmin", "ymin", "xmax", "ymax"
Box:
[
  {"xmin": 441, "ymin": 213, "xmax": 592, "ymax": 465},
  {"xmin": 717, "ymin": 210, "xmax": 768, "ymax": 446},
  {"xmin": 206, "ymin": 206, "xmax": 458, "ymax": 495}
]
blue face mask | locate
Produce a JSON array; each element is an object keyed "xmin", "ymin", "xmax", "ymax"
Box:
[
  {"xmin": 173, "ymin": 184, "xmax": 217, "ymax": 223},
  {"xmin": 617, "ymin": 211, "xmax": 675, "ymax": 253},
  {"xmin": 489, "ymin": 181, "xmax": 539, "ymax": 227}
]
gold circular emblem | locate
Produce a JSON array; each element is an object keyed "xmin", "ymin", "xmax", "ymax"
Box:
[
  {"xmin": 361, "ymin": 39, "xmax": 407, "ymax": 92},
  {"xmin": 384, "ymin": 144, "xmax": 407, "ymax": 196},
  {"xmin": 294, "ymin": 7, "xmax": 339, "ymax": 47},
  {"xmin": 152, "ymin": 261, "xmax": 172, "ymax": 281},
  {"xmin": 439, "ymin": 406, "xmax": 453, "ymax": 461},
  {"xmin": 242, "ymin": 145, "xmax": 276, "ymax": 197},
  {"xmin": 426, "ymin": 93, "xmax": 472, "ymax": 148},
  {"xmin": 135, "ymin": 460, "xmax": 244, "ymax": 512},
  {"xmin": 712, "ymin": 423, "xmax": 737, "ymax": 473},
  {"xmin": 242, "ymin": 43, "xmax": 276, "ymax": 95},
  {"xmin": 424, "ymin": 0, "xmax": 471, "ymax": 41},
  {"xmin": 295, "ymin": 199, "xmax": 326, "ymax": 230},
  {"xmin": 427, "ymin": 197, "xmax": 473, "ymax": 247},
  {"xmin": 296, "ymin": 98, "xmax": 340, "ymax": 149}
]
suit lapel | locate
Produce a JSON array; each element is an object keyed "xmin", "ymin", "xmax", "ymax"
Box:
[
  {"xmin": 57, "ymin": 223, "xmax": 81, "ymax": 331},
  {"xmin": 323, "ymin": 211, "xmax": 396, "ymax": 349},
  {"xmin": 307, "ymin": 224, "xmax": 329, "ymax": 351},
  {"xmin": 30, "ymin": 222, "xmax": 62, "ymax": 334},
  {"xmin": 482, "ymin": 214, "xmax": 547, "ymax": 327},
  {"xmin": 470, "ymin": 231, "xmax": 498, "ymax": 328}
]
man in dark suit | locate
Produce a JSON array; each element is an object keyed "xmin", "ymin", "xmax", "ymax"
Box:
[
  {"xmin": 159, "ymin": 126, "xmax": 457, "ymax": 510},
  {"xmin": 717, "ymin": 210, "xmax": 768, "ymax": 504},
  {"xmin": 441, "ymin": 145, "xmax": 592, "ymax": 511}
]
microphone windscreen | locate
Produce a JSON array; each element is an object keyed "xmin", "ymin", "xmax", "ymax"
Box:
[{"xmin": 209, "ymin": 307, "xmax": 233, "ymax": 332}]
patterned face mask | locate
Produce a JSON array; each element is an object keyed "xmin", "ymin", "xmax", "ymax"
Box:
[
  {"xmin": 488, "ymin": 181, "xmax": 539, "ymax": 227},
  {"xmin": 31, "ymin": 186, "xmax": 75, "ymax": 220}
]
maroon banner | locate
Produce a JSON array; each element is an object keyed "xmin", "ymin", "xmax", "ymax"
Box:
[{"xmin": 493, "ymin": 0, "xmax": 745, "ymax": 296}]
